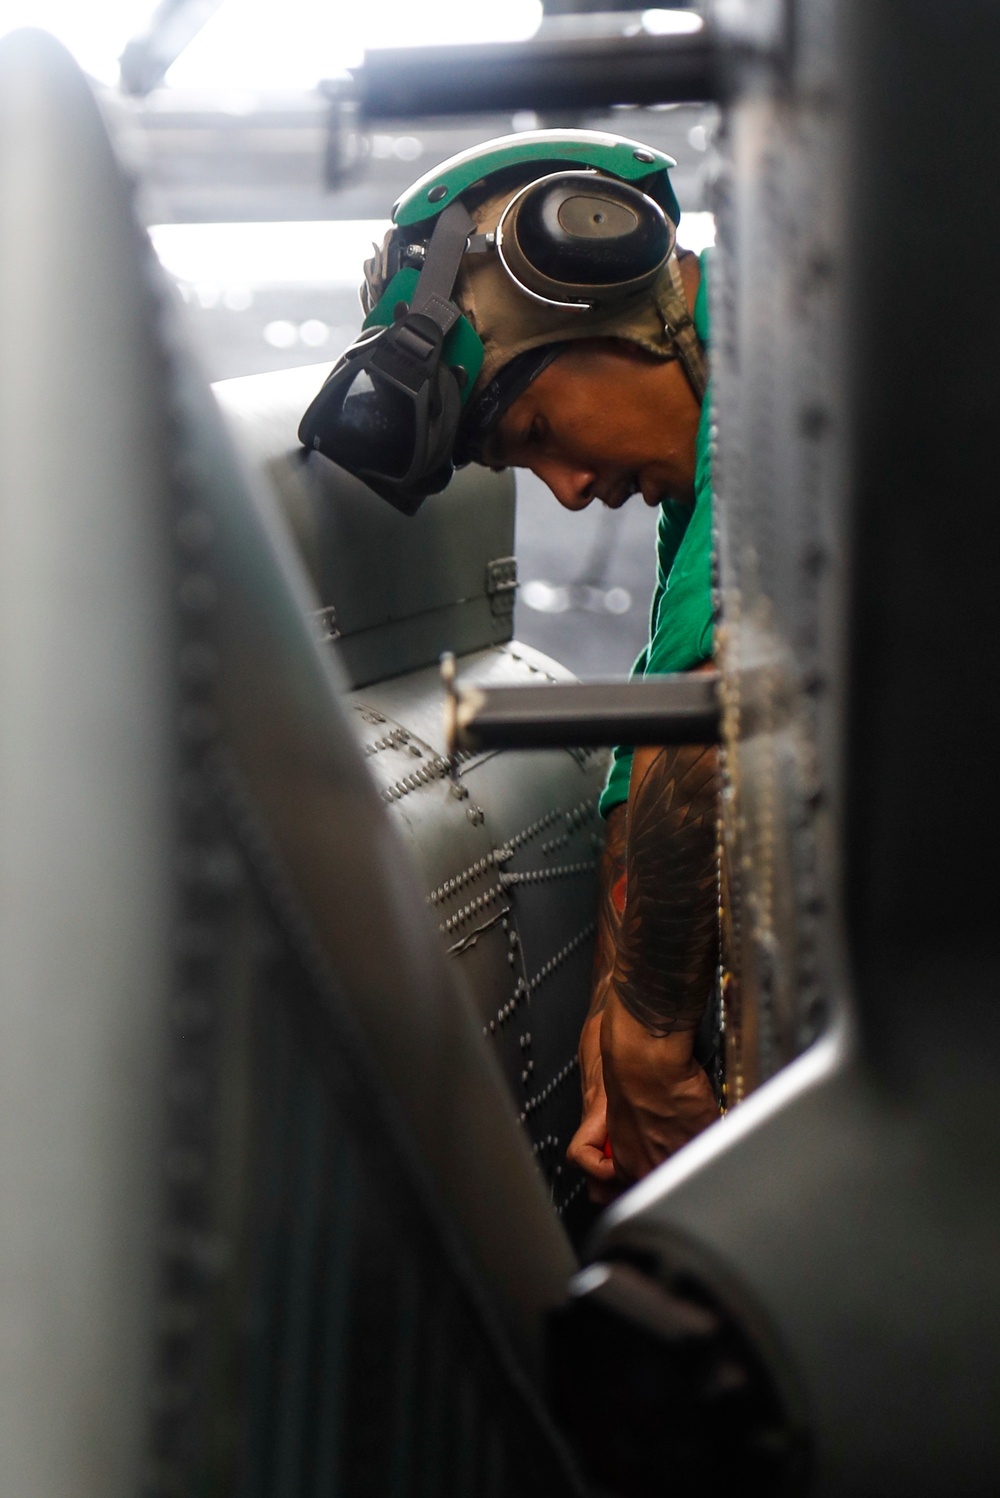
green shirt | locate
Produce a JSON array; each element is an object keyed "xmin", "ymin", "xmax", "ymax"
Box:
[{"xmin": 599, "ymin": 249, "xmax": 714, "ymax": 817}]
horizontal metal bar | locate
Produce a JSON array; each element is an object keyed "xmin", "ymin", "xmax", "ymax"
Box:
[
  {"xmin": 354, "ymin": 32, "xmax": 718, "ymax": 120},
  {"xmin": 448, "ymin": 673, "xmax": 721, "ymax": 754}
]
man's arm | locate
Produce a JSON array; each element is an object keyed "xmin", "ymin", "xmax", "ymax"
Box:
[
  {"xmin": 566, "ymin": 804, "xmax": 626, "ymax": 1204},
  {"xmin": 613, "ymin": 740, "xmax": 718, "ymax": 1034},
  {"xmin": 600, "ymin": 738, "xmax": 720, "ymax": 1184}
]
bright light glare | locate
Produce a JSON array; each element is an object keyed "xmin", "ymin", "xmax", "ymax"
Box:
[
  {"xmin": 677, "ymin": 212, "xmax": 716, "ymax": 255},
  {"xmin": 521, "ymin": 581, "xmax": 571, "ymax": 615},
  {"xmin": 149, "ymin": 212, "xmax": 715, "ymax": 291},
  {"xmin": 149, "ymin": 220, "xmax": 391, "ymax": 287},
  {"xmin": 0, "ymin": 0, "xmax": 156, "ymax": 83},
  {"xmin": 1, "ymin": 0, "xmax": 543, "ymax": 92},
  {"xmin": 166, "ymin": 0, "xmax": 544, "ymax": 91},
  {"xmin": 642, "ymin": 9, "xmax": 704, "ymax": 36}
]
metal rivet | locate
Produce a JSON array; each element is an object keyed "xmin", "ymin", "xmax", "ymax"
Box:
[
  {"xmin": 634, "ymin": 148, "xmax": 655, "ymax": 164},
  {"xmin": 428, "ymin": 184, "xmax": 448, "ymax": 202}
]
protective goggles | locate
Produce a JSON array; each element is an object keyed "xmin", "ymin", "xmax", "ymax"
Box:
[{"xmin": 298, "ymin": 201, "xmax": 481, "ymax": 516}]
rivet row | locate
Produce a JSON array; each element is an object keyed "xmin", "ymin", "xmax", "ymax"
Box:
[
  {"xmin": 423, "ymin": 798, "xmax": 598, "ymax": 903},
  {"xmin": 365, "ymin": 726, "xmax": 411, "ymax": 756},
  {"xmin": 494, "ymin": 975, "xmax": 529, "ymax": 1029},
  {"xmin": 523, "ymin": 1055, "xmax": 579, "ymax": 1116},
  {"xmin": 556, "ymin": 1177, "xmax": 586, "ymax": 1217},
  {"xmin": 381, "ymin": 757, "xmax": 452, "ymax": 803},
  {"xmin": 500, "ymin": 859, "xmax": 597, "ymax": 889},
  {"xmin": 439, "ymin": 883, "xmax": 505, "ymax": 933},
  {"xmin": 428, "ymin": 850, "xmax": 507, "ymax": 906},
  {"xmin": 532, "ymin": 1133, "xmax": 560, "ymax": 1158},
  {"xmin": 505, "ymin": 646, "xmax": 559, "ymax": 684},
  {"xmin": 527, "ymin": 921, "xmax": 596, "ymax": 993},
  {"xmin": 504, "ymin": 806, "xmax": 562, "ymax": 853}
]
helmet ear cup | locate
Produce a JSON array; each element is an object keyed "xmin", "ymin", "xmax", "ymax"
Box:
[{"xmin": 497, "ymin": 171, "xmax": 674, "ymax": 309}]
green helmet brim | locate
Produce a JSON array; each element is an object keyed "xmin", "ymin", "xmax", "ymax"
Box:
[{"xmin": 392, "ymin": 128, "xmax": 679, "ymax": 229}]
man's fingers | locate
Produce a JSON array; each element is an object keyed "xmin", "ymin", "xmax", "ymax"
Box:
[
  {"xmin": 568, "ymin": 1138, "xmax": 618, "ymax": 1205},
  {"xmin": 568, "ymin": 1089, "xmax": 621, "ymax": 1203},
  {"xmin": 567, "ymin": 1114, "xmax": 616, "ymax": 1175},
  {"xmin": 568, "ymin": 1139, "xmax": 616, "ymax": 1179}
]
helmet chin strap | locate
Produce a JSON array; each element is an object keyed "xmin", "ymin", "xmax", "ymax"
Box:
[
  {"xmin": 655, "ymin": 253, "xmax": 708, "ymax": 404},
  {"xmin": 407, "ymin": 198, "xmax": 475, "ymax": 336}
]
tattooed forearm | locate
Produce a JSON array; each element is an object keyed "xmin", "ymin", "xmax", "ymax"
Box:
[
  {"xmin": 586, "ymin": 804, "xmax": 627, "ymax": 1021},
  {"xmin": 612, "ymin": 743, "xmax": 720, "ymax": 1035}
]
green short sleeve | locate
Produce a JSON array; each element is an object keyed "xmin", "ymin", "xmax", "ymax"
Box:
[{"xmin": 599, "ymin": 248, "xmax": 714, "ymax": 819}]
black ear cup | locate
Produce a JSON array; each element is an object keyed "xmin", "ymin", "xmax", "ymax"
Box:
[{"xmin": 497, "ymin": 171, "xmax": 674, "ymax": 308}]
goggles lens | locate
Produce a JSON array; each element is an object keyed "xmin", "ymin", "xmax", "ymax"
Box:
[
  {"xmin": 300, "ymin": 305, "xmax": 467, "ymax": 517},
  {"xmin": 300, "ymin": 342, "xmax": 421, "ymax": 486},
  {"xmin": 334, "ymin": 362, "xmax": 417, "ymax": 482}
]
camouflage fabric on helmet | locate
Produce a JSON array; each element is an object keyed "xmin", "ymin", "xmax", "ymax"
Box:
[{"xmin": 361, "ymin": 174, "xmax": 706, "ymax": 412}]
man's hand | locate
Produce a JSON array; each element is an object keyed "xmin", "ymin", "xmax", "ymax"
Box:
[
  {"xmin": 567, "ymin": 1009, "xmax": 617, "ymax": 1204},
  {"xmin": 600, "ymin": 989, "xmax": 718, "ymax": 1186}
]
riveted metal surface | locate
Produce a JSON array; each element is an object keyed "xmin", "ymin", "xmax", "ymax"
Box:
[{"xmin": 345, "ymin": 641, "xmax": 608, "ymax": 1229}]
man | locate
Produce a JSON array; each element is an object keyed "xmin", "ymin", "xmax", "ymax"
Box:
[{"xmin": 300, "ymin": 128, "xmax": 721, "ymax": 1198}]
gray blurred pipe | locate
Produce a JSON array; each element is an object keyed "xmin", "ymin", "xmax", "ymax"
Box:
[{"xmin": 353, "ymin": 30, "xmax": 719, "ymax": 120}]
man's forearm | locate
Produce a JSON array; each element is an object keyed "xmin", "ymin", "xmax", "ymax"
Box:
[
  {"xmin": 577, "ymin": 804, "xmax": 626, "ymax": 1105},
  {"xmin": 612, "ymin": 742, "xmax": 719, "ymax": 1036},
  {"xmin": 586, "ymin": 803, "xmax": 627, "ymax": 1022}
]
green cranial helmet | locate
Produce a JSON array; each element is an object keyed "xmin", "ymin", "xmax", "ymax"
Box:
[
  {"xmin": 299, "ymin": 129, "xmax": 704, "ymax": 514},
  {"xmin": 389, "ymin": 128, "xmax": 680, "ymax": 229}
]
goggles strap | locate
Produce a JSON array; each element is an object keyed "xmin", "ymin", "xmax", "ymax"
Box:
[
  {"xmin": 655, "ymin": 253, "xmax": 708, "ymax": 404},
  {"xmin": 408, "ymin": 199, "xmax": 476, "ymax": 337}
]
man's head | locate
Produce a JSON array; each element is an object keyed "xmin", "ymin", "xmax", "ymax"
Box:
[
  {"xmin": 298, "ymin": 129, "xmax": 705, "ymax": 513},
  {"xmin": 483, "ymin": 323, "xmax": 704, "ymax": 514}
]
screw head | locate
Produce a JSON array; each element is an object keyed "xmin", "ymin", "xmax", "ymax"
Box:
[
  {"xmin": 633, "ymin": 148, "xmax": 655, "ymax": 164},
  {"xmin": 428, "ymin": 184, "xmax": 448, "ymax": 202}
]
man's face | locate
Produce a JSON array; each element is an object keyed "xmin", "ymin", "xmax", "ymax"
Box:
[{"xmin": 486, "ymin": 339, "xmax": 703, "ymax": 512}]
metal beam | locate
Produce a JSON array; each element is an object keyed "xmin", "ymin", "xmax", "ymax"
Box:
[
  {"xmin": 445, "ymin": 672, "xmax": 721, "ymax": 754},
  {"xmin": 353, "ymin": 30, "xmax": 719, "ymax": 121}
]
